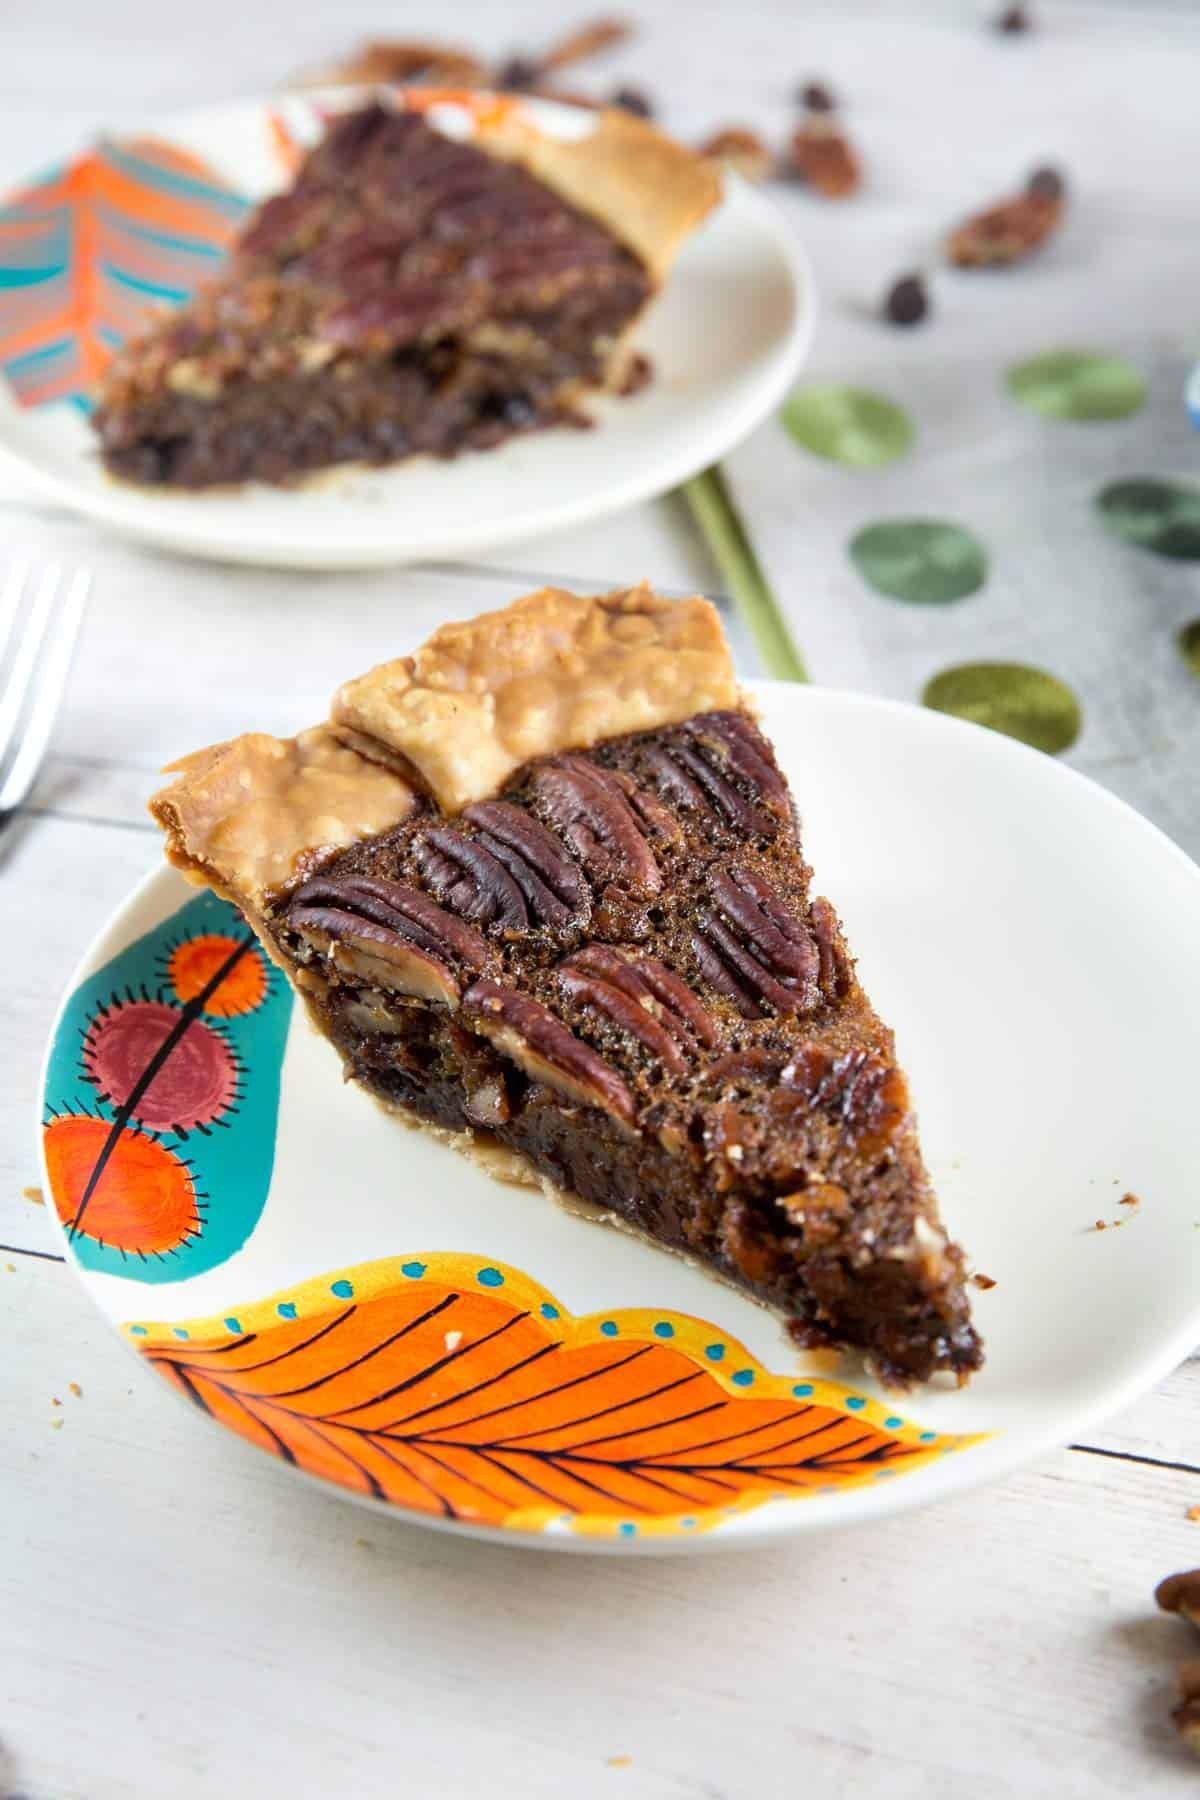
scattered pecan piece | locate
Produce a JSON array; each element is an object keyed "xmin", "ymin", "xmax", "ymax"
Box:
[
  {"xmin": 945, "ymin": 167, "xmax": 1065, "ymax": 266},
  {"xmin": 789, "ymin": 118, "xmax": 862, "ymax": 199},
  {"xmin": 531, "ymin": 756, "xmax": 662, "ymax": 894},
  {"xmin": 699, "ymin": 127, "xmax": 774, "ymax": 184},
  {"xmin": 540, "ymin": 17, "xmax": 632, "ymax": 70},
  {"xmin": 1174, "ymin": 1662, "xmax": 1200, "ymax": 1757},
  {"xmin": 1157, "ymin": 1570, "xmax": 1200, "ymax": 1630},
  {"xmin": 561, "ymin": 945, "xmax": 716, "ymax": 1072},
  {"xmin": 463, "ymin": 979, "xmax": 635, "ymax": 1124},
  {"xmin": 776, "ymin": 1042, "xmax": 908, "ymax": 1157},
  {"xmin": 311, "ymin": 41, "xmax": 488, "ymax": 88},
  {"xmin": 465, "ymin": 800, "xmax": 588, "ymax": 928},
  {"xmin": 289, "ymin": 874, "xmax": 488, "ymax": 1006}
]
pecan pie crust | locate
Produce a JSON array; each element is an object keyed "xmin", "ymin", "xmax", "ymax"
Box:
[{"xmin": 151, "ymin": 584, "xmax": 982, "ymax": 1386}]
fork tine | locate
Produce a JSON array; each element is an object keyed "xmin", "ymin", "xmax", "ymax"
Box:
[
  {"xmin": 0, "ymin": 560, "xmax": 58, "ymax": 776},
  {"xmin": 0, "ymin": 554, "xmax": 31, "ymax": 671},
  {"xmin": 0, "ymin": 566, "xmax": 88, "ymax": 818}
]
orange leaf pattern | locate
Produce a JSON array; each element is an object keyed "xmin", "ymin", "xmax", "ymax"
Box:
[{"xmin": 127, "ymin": 1254, "xmax": 981, "ymax": 1538}]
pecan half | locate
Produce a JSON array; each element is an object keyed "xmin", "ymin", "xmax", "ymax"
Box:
[
  {"xmin": 645, "ymin": 743, "xmax": 773, "ymax": 839},
  {"xmin": 810, "ymin": 895, "xmax": 852, "ymax": 1000},
  {"xmin": 463, "ymin": 979, "xmax": 634, "ymax": 1125},
  {"xmin": 687, "ymin": 712, "xmax": 791, "ymax": 819},
  {"xmin": 789, "ymin": 119, "xmax": 862, "ymax": 198},
  {"xmin": 465, "ymin": 800, "xmax": 588, "ymax": 928},
  {"xmin": 531, "ymin": 755, "xmax": 662, "ymax": 894},
  {"xmin": 692, "ymin": 866, "xmax": 819, "ymax": 1017},
  {"xmin": 289, "ymin": 874, "xmax": 488, "ymax": 1006},
  {"xmin": 946, "ymin": 170, "xmax": 1064, "ymax": 267},
  {"xmin": 414, "ymin": 828, "xmax": 528, "ymax": 931},
  {"xmin": 559, "ymin": 945, "xmax": 716, "ymax": 1074}
]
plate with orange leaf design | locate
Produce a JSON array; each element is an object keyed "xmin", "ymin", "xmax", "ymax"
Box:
[
  {"xmin": 0, "ymin": 89, "xmax": 810, "ymax": 569},
  {"xmin": 37, "ymin": 685, "xmax": 1200, "ymax": 1550}
]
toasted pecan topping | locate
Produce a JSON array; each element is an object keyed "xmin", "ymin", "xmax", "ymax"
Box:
[
  {"xmin": 463, "ymin": 979, "xmax": 635, "ymax": 1124},
  {"xmin": 289, "ymin": 873, "xmax": 489, "ymax": 1005},
  {"xmin": 560, "ymin": 945, "xmax": 716, "ymax": 1073},
  {"xmin": 532, "ymin": 754, "xmax": 663, "ymax": 894}
]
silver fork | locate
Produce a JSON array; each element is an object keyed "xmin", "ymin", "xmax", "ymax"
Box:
[{"xmin": 0, "ymin": 559, "xmax": 90, "ymax": 841}]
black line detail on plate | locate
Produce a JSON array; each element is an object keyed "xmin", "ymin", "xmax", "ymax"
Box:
[{"xmin": 67, "ymin": 934, "xmax": 255, "ymax": 1244}]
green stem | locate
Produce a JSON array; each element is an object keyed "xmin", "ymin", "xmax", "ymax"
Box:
[{"xmin": 681, "ymin": 465, "xmax": 808, "ymax": 683}]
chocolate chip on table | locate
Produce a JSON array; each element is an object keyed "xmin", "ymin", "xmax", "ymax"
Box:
[
  {"xmin": 1027, "ymin": 165, "xmax": 1065, "ymax": 201},
  {"xmin": 994, "ymin": 5, "xmax": 1031, "ymax": 30},
  {"xmin": 884, "ymin": 273, "xmax": 929, "ymax": 326},
  {"xmin": 610, "ymin": 85, "xmax": 654, "ymax": 117},
  {"xmin": 799, "ymin": 80, "xmax": 836, "ymax": 112}
]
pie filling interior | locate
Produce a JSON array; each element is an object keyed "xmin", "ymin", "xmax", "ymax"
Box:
[
  {"xmin": 259, "ymin": 710, "xmax": 982, "ymax": 1387},
  {"xmin": 92, "ymin": 105, "xmax": 654, "ymax": 488}
]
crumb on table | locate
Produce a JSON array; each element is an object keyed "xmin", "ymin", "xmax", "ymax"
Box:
[{"xmin": 22, "ymin": 1185, "xmax": 45, "ymax": 1205}]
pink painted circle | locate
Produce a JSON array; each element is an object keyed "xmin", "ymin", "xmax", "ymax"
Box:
[{"xmin": 82, "ymin": 999, "xmax": 238, "ymax": 1132}]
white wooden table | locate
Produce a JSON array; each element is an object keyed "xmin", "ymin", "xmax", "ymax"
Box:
[{"xmin": 3, "ymin": 4, "xmax": 1200, "ymax": 1796}]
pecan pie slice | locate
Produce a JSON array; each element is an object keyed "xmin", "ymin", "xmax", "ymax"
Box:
[
  {"xmin": 150, "ymin": 585, "xmax": 982, "ymax": 1386},
  {"xmin": 92, "ymin": 99, "xmax": 718, "ymax": 488}
]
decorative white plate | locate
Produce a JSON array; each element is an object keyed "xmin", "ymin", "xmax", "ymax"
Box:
[
  {"xmin": 0, "ymin": 90, "xmax": 811, "ymax": 569},
  {"xmin": 38, "ymin": 684, "xmax": 1200, "ymax": 1551}
]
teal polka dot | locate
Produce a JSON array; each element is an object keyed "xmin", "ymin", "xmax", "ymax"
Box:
[
  {"xmin": 173, "ymin": 1327, "xmax": 190, "ymax": 1339},
  {"xmin": 600, "ymin": 1320, "xmax": 619, "ymax": 1337},
  {"xmin": 680, "ymin": 1517, "xmax": 697, "ymax": 1529},
  {"xmin": 223, "ymin": 1316, "xmax": 242, "ymax": 1334},
  {"xmin": 919, "ymin": 1431, "xmax": 937, "ymax": 1442},
  {"xmin": 884, "ymin": 1415, "xmax": 904, "ymax": 1430},
  {"xmin": 277, "ymin": 1302, "xmax": 296, "ymax": 1320},
  {"xmin": 400, "ymin": 1261, "xmax": 426, "ymax": 1279},
  {"xmin": 731, "ymin": 1369, "xmax": 754, "ymax": 1387},
  {"xmin": 540, "ymin": 1302, "xmax": 560, "ymax": 1320},
  {"xmin": 875, "ymin": 1469, "xmax": 897, "ymax": 1480},
  {"xmin": 617, "ymin": 1521, "xmax": 637, "ymax": 1537},
  {"xmin": 704, "ymin": 1343, "xmax": 725, "ymax": 1362},
  {"xmin": 792, "ymin": 1382, "xmax": 814, "ymax": 1397},
  {"xmin": 476, "ymin": 1267, "xmax": 504, "ymax": 1288},
  {"xmin": 129, "ymin": 1325, "xmax": 147, "ymax": 1336},
  {"xmin": 845, "ymin": 1396, "xmax": 866, "ymax": 1410},
  {"xmin": 330, "ymin": 1280, "xmax": 353, "ymax": 1299},
  {"xmin": 653, "ymin": 1321, "xmax": 674, "ymax": 1339}
]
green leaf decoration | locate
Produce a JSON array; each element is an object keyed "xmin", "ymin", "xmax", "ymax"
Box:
[
  {"xmin": 922, "ymin": 662, "xmax": 1082, "ymax": 755},
  {"xmin": 1096, "ymin": 478, "xmax": 1200, "ymax": 560},
  {"xmin": 1007, "ymin": 350, "xmax": 1147, "ymax": 422},
  {"xmin": 1179, "ymin": 619, "xmax": 1200, "ymax": 679},
  {"xmin": 849, "ymin": 519, "xmax": 988, "ymax": 604},
  {"xmin": 781, "ymin": 384, "xmax": 914, "ymax": 469}
]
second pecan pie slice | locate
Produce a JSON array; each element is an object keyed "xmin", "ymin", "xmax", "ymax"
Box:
[
  {"xmin": 92, "ymin": 98, "xmax": 718, "ymax": 488},
  {"xmin": 150, "ymin": 584, "xmax": 982, "ymax": 1386}
]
